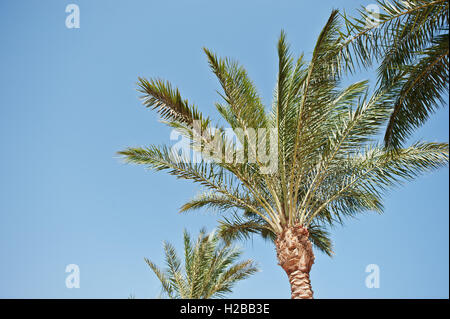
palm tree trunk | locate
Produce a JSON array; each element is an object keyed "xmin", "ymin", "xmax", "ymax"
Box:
[{"xmin": 275, "ymin": 224, "xmax": 315, "ymax": 299}]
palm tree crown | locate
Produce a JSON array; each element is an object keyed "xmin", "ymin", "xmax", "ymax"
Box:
[
  {"xmin": 119, "ymin": 10, "xmax": 448, "ymax": 257},
  {"xmin": 146, "ymin": 229, "xmax": 258, "ymax": 298}
]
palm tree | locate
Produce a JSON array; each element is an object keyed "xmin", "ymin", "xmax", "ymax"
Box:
[
  {"xmin": 340, "ymin": 0, "xmax": 449, "ymax": 149},
  {"xmin": 119, "ymin": 10, "xmax": 449, "ymax": 298},
  {"xmin": 145, "ymin": 229, "xmax": 258, "ymax": 298}
]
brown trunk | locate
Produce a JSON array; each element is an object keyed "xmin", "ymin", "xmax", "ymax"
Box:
[{"xmin": 275, "ymin": 224, "xmax": 315, "ymax": 299}]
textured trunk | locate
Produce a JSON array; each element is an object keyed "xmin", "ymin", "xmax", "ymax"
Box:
[{"xmin": 275, "ymin": 224, "xmax": 315, "ymax": 299}]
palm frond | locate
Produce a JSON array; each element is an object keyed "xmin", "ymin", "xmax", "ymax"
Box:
[
  {"xmin": 145, "ymin": 257, "xmax": 176, "ymax": 299},
  {"xmin": 146, "ymin": 229, "xmax": 258, "ymax": 298},
  {"xmin": 218, "ymin": 212, "xmax": 272, "ymax": 244},
  {"xmin": 203, "ymin": 48, "xmax": 268, "ymax": 131},
  {"xmin": 384, "ymin": 33, "xmax": 449, "ymax": 148},
  {"xmin": 340, "ymin": 0, "xmax": 449, "ymax": 148},
  {"xmin": 308, "ymin": 224, "xmax": 334, "ymax": 257},
  {"xmin": 137, "ymin": 77, "xmax": 210, "ymax": 130},
  {"xmin": 307, "ymin": 142, "xmax": 449, "ymax": 224}
]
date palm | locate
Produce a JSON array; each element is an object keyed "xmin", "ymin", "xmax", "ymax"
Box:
[
  {"xmin": 145, "ymin": 229, "xmax": 258, "ymax": 299},
  {"xmin": 341, "ymin": 0, "xmax": 449, "ymax": 149},
  {"xmin": 119, "ymin": 10, "xmax": 449, "ymax": 298}
]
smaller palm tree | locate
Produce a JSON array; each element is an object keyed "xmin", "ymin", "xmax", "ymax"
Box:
[{"xmin": 146, "ymin": 229, "xmax": 258, "ymax": 299}]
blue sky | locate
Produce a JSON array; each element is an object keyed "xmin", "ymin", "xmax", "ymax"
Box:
[{"xmin": 0, "ymin": 0, "xmax": 448, "ymax": 298}]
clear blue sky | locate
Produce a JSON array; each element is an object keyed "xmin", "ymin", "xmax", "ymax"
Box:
[{"xmin": 0, "ymin": 0, "xmax": 448, "ymax": 298}]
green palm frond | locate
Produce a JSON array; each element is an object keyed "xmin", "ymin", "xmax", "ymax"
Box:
[
  {"xmin": 385, "ymin": 33, "xmax": 449, "ymax": 148},
  {"xmin": 307, "ymin": 224, "xmax": 334, "ymax": 257},
  {"xmin": 341, "ymin": 0, "xmax": 448, "ymax": 70},
  {"xmin": 217, "ymin": 212, "xmax": 273, "ymax": 244},
  {"xmin": 340, "ymin": 0, "xmax": 449, "ymax": 148},
  {"xmin": 145, "ymin": 257, "xmax": 176, "ymax": 299},
  {"xmin": 137, "ymin": 77, "xmax": 211, "ymax": 130},
  {"xmin": 146, "ymin": 229, "xmax": 258, "ymax": 299},
  {"xmin": 306, "ymin": 142, "xmax": 449, "ymax": 224},
  {"xmin": 118, "ymin": 145, "xmax": 276, "ymax": 228},
  {"xmin": 210, "ymin": 259, "xmax": 258, "ymax": 298},
  {"xmin": 203, "ymin": 48, "xmax": 268, "ymax": 131}
]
